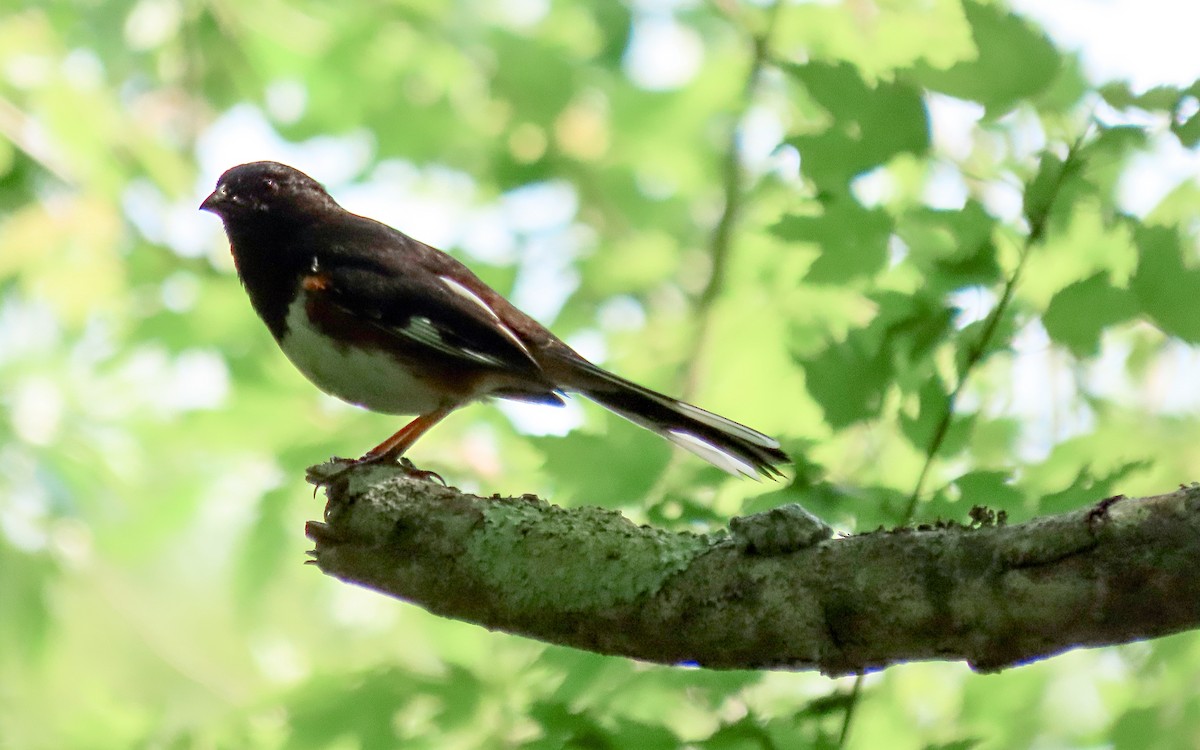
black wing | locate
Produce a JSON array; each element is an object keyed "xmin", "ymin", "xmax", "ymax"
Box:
[{"xmin": 307, "ymin": 220, "xmax": 549, "ymax": 381}]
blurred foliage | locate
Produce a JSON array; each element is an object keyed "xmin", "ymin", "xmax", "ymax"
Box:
[{"xmin": 2, "ymin": 0, "xmax": 1200, "ymax": 747}]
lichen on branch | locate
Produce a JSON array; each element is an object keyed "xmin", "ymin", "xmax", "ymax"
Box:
[{"xmin": 305, "ymin": 463, "xmax": 1200, "ymax": 675}]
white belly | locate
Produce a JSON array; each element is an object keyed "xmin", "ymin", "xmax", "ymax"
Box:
[{"xmin": 279, "ymin": 297, "xmax": 442, "ymax": 415}]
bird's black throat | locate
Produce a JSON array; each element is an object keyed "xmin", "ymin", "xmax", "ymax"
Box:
[{"xmin": 225, "ymin": 222, "xmax": 311, "ymax": 342}]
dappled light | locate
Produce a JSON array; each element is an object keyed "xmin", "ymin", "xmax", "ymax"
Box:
[{"xmin": 3, "ymin": 0, "xmax": 1200, "ymax": 747}]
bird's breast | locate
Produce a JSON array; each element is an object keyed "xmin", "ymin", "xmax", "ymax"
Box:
[{"xmin": 279, "ymin": 292, "xmax": 445, "ymax": 416}]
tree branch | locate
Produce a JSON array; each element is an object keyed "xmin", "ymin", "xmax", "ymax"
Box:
[{"xmin": 304, "ymin": 464, "xmax": 1200, "ymax": 675}]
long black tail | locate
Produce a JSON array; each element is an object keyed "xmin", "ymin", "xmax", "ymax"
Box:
[{"xmin": 564, "ymin": 362, "xmax": 789, "ymax": 478}]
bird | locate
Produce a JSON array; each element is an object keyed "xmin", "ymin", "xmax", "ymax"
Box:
[{"xmin": 200, "ymin": 161, "xmax": 789, "ymax": 478}]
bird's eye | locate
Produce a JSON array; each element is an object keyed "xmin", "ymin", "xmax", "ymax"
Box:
[{"xmin": 262, "ymin": 178, "xmax": 278, "ymax": 193}]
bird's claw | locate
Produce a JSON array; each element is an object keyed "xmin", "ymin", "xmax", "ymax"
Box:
[
  {"xmin": 396, "ymin": 457, "xmax": 447, "ymax": 485},
  {"xmin": 307, "ymin": 454, "xmax": 446, "ymax": 489}
]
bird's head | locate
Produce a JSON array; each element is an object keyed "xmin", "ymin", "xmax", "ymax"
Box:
[{"xmin": 200, "ymin": 161, "xmax": 339, "ymax": 225}]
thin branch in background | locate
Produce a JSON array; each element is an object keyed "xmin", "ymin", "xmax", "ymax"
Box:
[
  {"xmin": 835, "ymin": 134, "xmax": 1089, "ymax": 749},
  {"xmin": 0, "ymin": 96, "xmax": 74, "ymax": 184},
  {"xmin": 836, "ymin": 681, "xmax": 863, "ymax": 748},
  {"xmin": 900, "ymin": 133, "xmax": 1086, "ymax": 523},
  {"xmin": 683, "ymin": 0, "xmax": 786, "ymax": 398}
]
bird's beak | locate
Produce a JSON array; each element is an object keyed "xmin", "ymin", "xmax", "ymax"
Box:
[{"xmin": 200, "ymin": 184, "xmax": 227, "ymax": 213}]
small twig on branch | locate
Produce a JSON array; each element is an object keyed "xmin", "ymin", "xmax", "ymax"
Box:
[{"xmin": 305, "ymin": 462, "xmax": 1200, "ymax": 675}]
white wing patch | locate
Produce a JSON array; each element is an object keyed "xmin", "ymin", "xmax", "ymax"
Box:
[
  {"xmin": 438, "ymin": 275, "xmax": 532, "ymax": 358},
  {"xmin": 401, "ymin": 316, "xmax": 505, "ymax": 366}
]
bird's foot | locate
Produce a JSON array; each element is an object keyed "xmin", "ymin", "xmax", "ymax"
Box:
[
  {"xmin": 393, "ymin": 457, "xmax": 447, "ymax": 485},
  {"xmin": 306, "ymin": 453, "xmax": 446, "ymax": 488}
]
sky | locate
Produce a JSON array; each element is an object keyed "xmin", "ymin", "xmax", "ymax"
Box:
[{"xmin": 1012, "ymin": 0, "xmax": 1200, "ymax": 89}]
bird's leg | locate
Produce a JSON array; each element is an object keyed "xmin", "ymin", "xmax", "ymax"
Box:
[
  {"xmin": 312, "ymin": 406, "xmax": 455, "ymax": 487},
  {"xmin": 362, "ymin": 406, "xmax": 453, "ymax": 463},
  {"xmin": 353, "ymin": 406, "xmax": 454, "ymax": 483}
]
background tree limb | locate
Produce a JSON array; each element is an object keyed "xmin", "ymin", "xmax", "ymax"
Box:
[{"xmin": 305, "ymin": 464, "xmax": 1200, "ymax": 675}]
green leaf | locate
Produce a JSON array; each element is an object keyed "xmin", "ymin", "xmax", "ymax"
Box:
[
  {"xmin": 532, "ymin": 417, "xmax": 672, "ymax": 507},
  {"xmin": 969, "ymin": 417, "xmax": 1021, "ymax": 465},
  {"xmin": 787, "ymin": 60, "xmax": 926, "ymax": 192},
  {"xmin": 608, "ymin": 717, "xmax": 682, "ymax": 750},
  {"xmin": 784, "ymin": 60, "xmax": 929, "ymax": 190},
  {"xmin": 1042, "ymin": 272, "xmax": 1137, "ymax": 356},
  {"xmin": 1038, "ymin": 461, "xmax": 1151, "ymax": 515},
  {"xmin": 952, "ymin": 470, "xmax": 1024, "ymax": 511},
  {"xmin": 0, "ymin": 541, "xmax": 55, "ymax": 666},
  {"xmin": 283, "ymin": 666, "xmax": 482, "ymax": 750},
  {"xmin": 233, "ymin": 485, "xmax": 293, "ymax": 618},
  {"xmin": 490, "ymin": 35, "xmax": 576, "ymax": 121},
  {"xmin": 700, "ymin": 723, "xmax": 770, "ymax": 750},
  {"xmin": 869, "ymin": 291, "xmax": 957, "ymax": 368},
  {"xmin": 1098, "ymin": 82, "xmax": 1138, "ymax": 110},
  {"xmin": 911, "ymin": 0, "xmax": 1060, "ymax": 116},
  {"xmin": 1111, "ymin": 707, "xmax": 1172, "ymax": 750},
  {"xmin": 773, "ymin": 198, "xmax": 893, "ymax": 282},
  {"xmin": 954, "ymin": 306, "xmax": 1017, "ymax": 377},
  {"xmin": 801, "ymin": 332, "xmax": 893, "ymax": 428},
  {"xmin": 898, "ymin": 201, "xmax": 1001, "ymax": 289},
  {"xmin": 796, "ymin": 691, "xmax": 857, "ymax": 718},
  {"xmin": 900, "ymin": 376, "xmax": 974, "ymax": 456},
  {"xmin": 801, "ymin": 292, "xmax": 956, "ymax": 429},
  {"xmin": 1130, "ymin": 223, "xmax": 1200, "ymax": 342},
  {"xmin": 1023, "ymin": 151, "xmax": 1066, "ymax": 229},
  {"xmin": 1076, "ymin": 126, "xmax": 1149, "ymax": 196},
  {"xmin": 1099, "ymin": 82, "xmax": 1182, "ymax": 112},
  {"xmin": 1172, "ymin": 82, "xmax": 1200, "ymax": 147},
  {"xmin": 1172, "ymin": 110, "xmax": 1200, "ymax": 148}
]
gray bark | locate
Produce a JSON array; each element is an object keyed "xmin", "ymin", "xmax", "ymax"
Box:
[{"xmin": 304, "ymin": 462, "xmax": 1200, "ymax": 675}]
